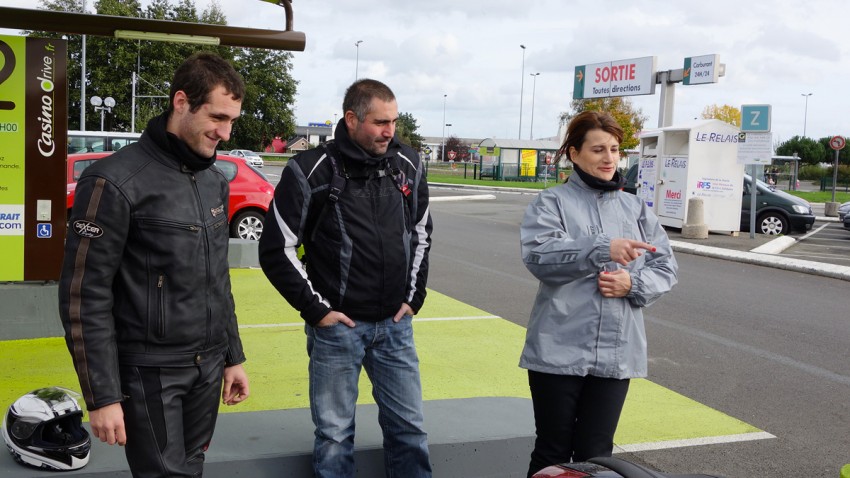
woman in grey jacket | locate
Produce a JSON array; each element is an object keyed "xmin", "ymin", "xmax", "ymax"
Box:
[{"xmin": 520, "ymin": 111, "xmax": 678, "ymax": 477}]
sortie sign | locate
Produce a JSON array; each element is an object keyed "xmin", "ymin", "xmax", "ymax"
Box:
[{"xmin": 573, "ymin": 56, "xmax": 657, "ymax": 100}]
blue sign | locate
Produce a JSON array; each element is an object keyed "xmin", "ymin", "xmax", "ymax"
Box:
[
  {"xmin": 37, "ymin": 223, "xmax": 52, "ymax": 238},
  {"xmin": 741, "ymin": 104, "xmax": 771, "ymax": 132}
]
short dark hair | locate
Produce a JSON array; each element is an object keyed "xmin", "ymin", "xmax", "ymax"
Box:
[
  {"xmin": 342, "ymin": 79, "xmax": 396, "ymax": 121},
  {"xmin": 558, "ymin": 110, "xmax": 624, "ymax": 161},
  {"xmin": 169, "ymin": 52, "xmax": 245, "ymax": 114}
]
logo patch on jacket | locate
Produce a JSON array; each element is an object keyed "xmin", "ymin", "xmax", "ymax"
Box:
[
  {"xmin": 73, "ymin": 220, "xmax": 103, "ymax": 238},
  {"xmin": 210, "ymin": 204, "xmax": 225, "ymax": 217}
]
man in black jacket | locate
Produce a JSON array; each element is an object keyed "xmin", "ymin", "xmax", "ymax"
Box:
[
  {"xmin": 259, "ymin": 79, "xmax": 433, "ymax": 477},
  {"xmin": 59, "ymin": 52, "xmax": 250, "ymax": 478}
]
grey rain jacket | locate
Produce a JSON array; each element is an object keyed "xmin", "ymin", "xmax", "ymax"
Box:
[{"xmin": 519, "ymin": 173, "xmax": 678, "ymax": 379}]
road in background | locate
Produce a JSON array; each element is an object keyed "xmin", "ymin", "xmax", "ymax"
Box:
[{"xmin": 427, "ymin": 189, "xmax": 850, "ymax": 477}]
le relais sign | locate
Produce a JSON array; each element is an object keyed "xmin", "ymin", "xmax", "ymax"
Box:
[{"xmin": 573, "ymin": 56, "xmax": 657, "ymax": 99}]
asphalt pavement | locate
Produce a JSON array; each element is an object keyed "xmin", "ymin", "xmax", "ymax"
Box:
[{"xmin": 430, "ymin": 182, "xmax": 850, "ymax": 282}]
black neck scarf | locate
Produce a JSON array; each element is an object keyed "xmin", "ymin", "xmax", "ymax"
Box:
[
  {"xmin": 571, "ymin": 164, "xmax": 625, "ymax": 191},
  {"xmin": 146, "ymin": 112, "xmax": 216, "ymax": 171}
]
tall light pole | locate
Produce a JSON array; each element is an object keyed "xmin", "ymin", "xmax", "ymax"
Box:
[
  {"xmin": 518, "ymin": 44, "xmax": 526, "ymax": 139},
  {"xmin": 80, "ymin": 0, "xmax": 87, "ymax": 131},
  {"xmin": 441, "ymin": 94, "xmax": 447, "ymax": 162},
  {"xmin": 801, "ymin": 92, "xmax": 812, "ymax": 137},
  {"xmin": 90, "ymin": 96, "xmax": 115, "ymax": 132},
  {"xmin": 529, "ymin": 72, "xmax": 540, "ymax": 140},
  {"xmin": 355, "ymin": 40, "xmax": 363, "ymax": 80}
]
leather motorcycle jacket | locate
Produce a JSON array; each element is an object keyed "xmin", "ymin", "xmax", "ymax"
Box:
[{"xmin": 59, "ymin": 131, "xmax": 246, "ymax": 411}]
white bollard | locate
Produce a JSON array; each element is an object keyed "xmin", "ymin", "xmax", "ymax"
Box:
[{"xmin": 681, "ymin": 197, "xmax": 709, "ymax": 239}]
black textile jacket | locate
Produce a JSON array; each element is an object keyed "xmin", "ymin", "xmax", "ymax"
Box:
[{"xmin": 259, "ymin": 121, "xmax": 432, "ymax": 326}]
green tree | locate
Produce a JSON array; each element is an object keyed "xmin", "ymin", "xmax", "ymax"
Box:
[
  {"xmin": 26, "ymin": 0, "xmax": 297, "ymax": 149},
  {"xmin": 222, "ymin": 47, "xmax": 297, "ymax": 151},
  {"xmin": 701, "ymin": 104, "xmax": 741, "ymax": 126},
  {"xmin": 559, "ymin": 97, "xmax": 646, "ymax": 150},
  {"xmin": 396, "ymin": 112, "xmax": 424, "ymax": 150},
  {"xmin": 438, "ymin": 136, "xmax": 469, "ymax": 162},
  {"xmin": 775, "ymin": 135, "xmax": 826, "ymax": 166}
]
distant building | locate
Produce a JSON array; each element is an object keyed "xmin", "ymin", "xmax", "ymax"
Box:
[
  {"xmin": 287, "ymin": 137, "xmax": 310, "ymax": 153},
  {"xmin": 265, "ymin": 136, "xmax": 287, "ymax": 153},
  {"xmin": 296, "ymin": 122, "xmax": 334, "ymax": 145}
]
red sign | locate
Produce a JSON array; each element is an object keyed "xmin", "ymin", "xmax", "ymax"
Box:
[
  {"xmin": 447, "ymin": 150, "xmax": 457, "ymax": 160},
  {"xmin": 830, "ymin": 136, "xmax": 846, "ymax": 151}
]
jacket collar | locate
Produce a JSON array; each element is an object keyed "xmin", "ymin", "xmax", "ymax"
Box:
[{"xmin": 333, "ymin": 119, "xmax": 402, "ymax": 166}]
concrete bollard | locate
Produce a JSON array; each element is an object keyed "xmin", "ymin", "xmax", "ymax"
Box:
[
  {"xmin": 681, "ymin": 197, "xmax": 709, "ymax": 239},
  {"xmin": 824, "ymin": 201, "xmax": 840, "ymax": 217}
]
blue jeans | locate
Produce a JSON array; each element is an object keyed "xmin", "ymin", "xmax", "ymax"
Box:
[{"xmin": 305, "ymin": 315, "xmax": 431, "ymax": 478}]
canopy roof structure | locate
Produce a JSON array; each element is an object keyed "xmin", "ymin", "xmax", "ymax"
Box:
[{"xmin": 0, "ymin": 0, "xmax": 305, "ymax": 51}]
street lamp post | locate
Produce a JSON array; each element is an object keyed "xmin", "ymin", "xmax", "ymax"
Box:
[
  {"xmin": 441, "ymin": 94, "xmax": 447, "ymax": 162},
  {"xmin": 518, "ymin": 44, "xmax": 526, "ymax": 139},
  {"xmin": 801, "ymin": 93, "xmax": 812, "ymax": 137},
  {"xmin": 355, "ymin": 40, "xmax": 363, "ymax": 80},
  {"xmin": 80, "ymin": 0, "xmax": 87, "ymax": 131},
  {"xmin": 529, "ymin": 72, "xmax": 540, "ymax": 140},
  {"xmin": 90, "ymin": 95, "xmax": 115, "ymax": 131}
]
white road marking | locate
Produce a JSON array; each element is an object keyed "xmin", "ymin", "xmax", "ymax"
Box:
[
  {"xmin": 239, "ymin": 315, "xmax": 501, "ymax": 329},
  {"xmin": 615, "ymin": 431, "xmax": 776, "ymax": 453}
]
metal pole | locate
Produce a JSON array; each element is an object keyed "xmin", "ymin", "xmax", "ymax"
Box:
[
  {"xmin": 441, "ymin": 94, "xmax": 446, "ymax": 162},
  {"xmin": 749, "ymin": 165, "xmax": 758, "ymax": 239},
  {"xmin": 80, "ymin": 0, "xmax": 87, "ymax": 131},
  {"xmin": 131, "ymin": 71, "xmax": 136, "ymax": 133},
  {"xmin": 657, "ymin": 70, "xmax": 675, "ymax": 128},
  {"xmin": 529, "ymin": 72, "xmax": 539, "ymax": 140},
  {"xmin": 355, "ymin": 40, "xmax": 363, "ymax": 80},
  {"xmin": 801, "ymin": 93, "xmax": 812, "ymax": 137},
  {"xmin": 518, "ymin": 45, "xmax": 526, "ymax": 139},
  {"xmin": 832, "ymin": 149, "xmax": 839, "ymax": 202}
]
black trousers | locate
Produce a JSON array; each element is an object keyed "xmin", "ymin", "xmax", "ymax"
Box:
[
  {"xmin": 526, "ymin": 371, "xmax": 630, "ymax": 478},
  {"xmin": 119, "ymin": 354, "xmax": 225, "ymax": 478}
]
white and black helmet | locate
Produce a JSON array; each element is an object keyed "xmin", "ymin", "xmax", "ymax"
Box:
[{"xmin": 2, "ymin": 387, "xmax": 91, "ymax": 471}]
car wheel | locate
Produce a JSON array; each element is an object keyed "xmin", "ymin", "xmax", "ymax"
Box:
[
  {"xmin": 757, "ymin": 211, "xmax": 789, "ymax": 235},
  {"xmin": 230, "ymin": 210, "xmax": 264, "ymax": 241}
]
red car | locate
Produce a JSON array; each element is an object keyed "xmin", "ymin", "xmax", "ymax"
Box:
[{"xmin": 67, "ymin": 152, "xmax": 274, "ymax": 240}]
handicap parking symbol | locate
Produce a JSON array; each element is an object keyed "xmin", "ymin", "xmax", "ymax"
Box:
[{"xmin": 37, "ymin": 223, "xmax": 52, "ymax": 238}]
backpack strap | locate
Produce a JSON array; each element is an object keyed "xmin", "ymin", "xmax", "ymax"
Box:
[{"xmin": 323, "ymin": 143, "xmax": 347, "ymax": 203}]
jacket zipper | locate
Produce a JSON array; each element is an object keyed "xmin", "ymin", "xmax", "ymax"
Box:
[
  {"xmin": 157, "ymin": 273, "xmax": 166, "ymax": 337},
  {"xmin": 138, "ymin": 217, "xmax": 201, "ymax": 233},
  {"xmin": 189, "ymin": 173, "xmax": 213, "ymax": 349}
]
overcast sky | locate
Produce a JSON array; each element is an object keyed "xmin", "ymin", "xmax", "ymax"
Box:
[{"xmin": 3, "ymin": 0, "xmax": 849, "ymax": 144}]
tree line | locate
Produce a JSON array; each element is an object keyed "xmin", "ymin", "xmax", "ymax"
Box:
[{"xmin": 26, "ymin": 0, "xmax": 297, "ymax": 152}]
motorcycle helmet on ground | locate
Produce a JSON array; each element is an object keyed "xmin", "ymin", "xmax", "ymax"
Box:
[{"xmin": 2, "ymin": 387, "xmax": 91, "ymax": 470}]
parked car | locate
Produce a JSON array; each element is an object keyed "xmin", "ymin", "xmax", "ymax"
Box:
[
  {"xmin": 228, "ymin": 149, "xmax": 264, "ymax": 168},
  {"xmin": 66, "ymin": 152, "xmax": 273, "ymax": 240},
  {"xmin": 838, "ymin": 201, "xmax": 850, "ymax": 222},
  {"xmin": 622, "ymin": 163, "xmax": 638, "ymax": 194},
  {"xmin": 741, "ymin": 174, "xmax": 814, "ymax": 235},
  {"xmin": 844, "ymin": 208, "xmax": 850, "ymax": 231},
  {"xmin": 621, "ymin": 166, "xmax": 814, "ymax": 235}
]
